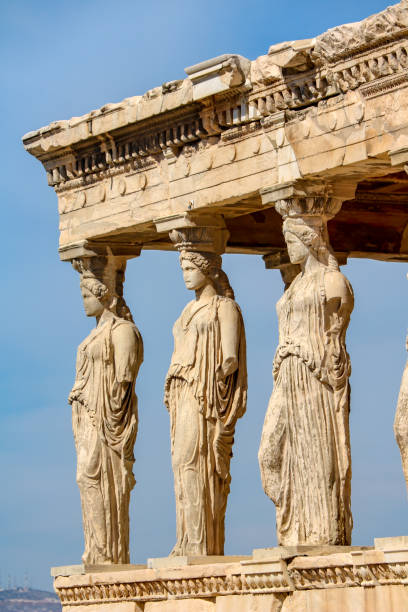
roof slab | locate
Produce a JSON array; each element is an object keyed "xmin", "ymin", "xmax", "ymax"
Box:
[{"xmin": 23, "ymin": 1, "xmax": 408, "ymax": 263}]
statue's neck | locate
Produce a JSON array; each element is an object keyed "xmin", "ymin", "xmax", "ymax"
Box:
[
  {"xmin": 96, "ymin": 309, "xmax": 115, "ymax": 326},
  {"xmin": 195, "ymin": 283, "xmax": 216, "ymax": 302},
  {"xmin": 301, "ymin": 253, "xmax": 321, "ymax": 275}
]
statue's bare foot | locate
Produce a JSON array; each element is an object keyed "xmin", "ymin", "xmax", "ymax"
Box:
[
  {"xmin": 185, "ymin": 543, "xmax": 204, "ymax": 556},
  {"xmin": 169, "ymin": 544, "xmax": 183, "ymax": 557}
]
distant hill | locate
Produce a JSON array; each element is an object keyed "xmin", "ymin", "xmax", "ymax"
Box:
[{"xmin": 0, "ymin": 588, "xmax": 61, "ymax": 612}]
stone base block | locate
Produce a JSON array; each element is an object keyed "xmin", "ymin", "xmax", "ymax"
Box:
[
  {"xmin": 51, "ymin": 563, "xmax": 146, "ymax": 577},
  {"xmin": 281, "ymin": 585, "xmax": 408, "ymax": 611},
  {"xmin": 147, "ymin": 555, "xmax": 250, "ymax": 569},
  {"xmin": 215, "ymin": 594, "xmax": 284, "ymax": 611},
  {"xmin": 54, "ymin": 537, "xmax": 408, "ymax": 611},
  {"xmin": 252, "ymin": 545, "xmax": 371, "ymax": 560},
  {"xmin": 63, "ymin": 605, "xmax": 143, "ymax": 612},
  {"xmin": 144, "ymin": 601, "xmax": 214, "ymax": 612}
]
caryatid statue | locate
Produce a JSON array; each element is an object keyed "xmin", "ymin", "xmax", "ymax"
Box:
[
  {"xmin": 394, "ymin": 273, "xmax": 408, "ymax": 494},
  {"xmin": 164, "ymin": 220, "xmax": 247, "ymax": 556},
  {"xmin": 259, "ymin": 183, "xmax": 354, "ymax": 546},
  {"xmin": 68, "ymin": 253, "xmax": 143, "ymax": 565}
]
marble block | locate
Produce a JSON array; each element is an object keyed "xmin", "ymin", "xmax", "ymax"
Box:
[{"xmin": 148, "ymin": 555, "xmax": 250, "ymax": 569}]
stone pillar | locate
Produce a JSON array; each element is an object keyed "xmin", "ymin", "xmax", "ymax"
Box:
[
  {"xmin": 67, "ymin": 243, "xmax": 143, "ymax": 565},
  {"xmin": 258, "ymin": 179, "xmax": 356, "ymax": 546},
  {"xmin": 395, "ymin": 291, "xmax": 408, "ymax": 494},
  {"xmin": 388, "ymin": 153, "xmax": 408, "ymax": 495},
  {"xmin": 392, "ymin": 158, "xmax": 408, "ymax": 496},
  {"xmin": 155, "ymin": 213, "xmax": 247, "ymax": 556}
]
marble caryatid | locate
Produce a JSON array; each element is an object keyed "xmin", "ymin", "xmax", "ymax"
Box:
[
  {"xmin": 394, "ymin": 276, "xmax": 408, "ymax": 493},
  {"xmin": 68, "ymin": 254, "xmax": 143, "ymax": 565},
  {"xmin": 165, "ymin": 224, "xmax": 247, "ymax": 556},
  {"xmin": 259, "ymin": 186, "xmax": 354, "ymax": 546}
]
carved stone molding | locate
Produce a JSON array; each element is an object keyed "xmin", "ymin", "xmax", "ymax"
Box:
[
  {"xmin": 24, "ymin": 3, "xmax": 408, "ymax": 201},
  {"xmin": 313, "ymin": 2, "xmax": 408, "ymax": 64},
  {"xmin": 185, "ymin": 54, "xmax": 251, "ymax": 101},
  {"xmin": 53, "ymin": 546, "xmax": 408, "ymax": 607},
  {"xmin": 22, "ymin": 4, "xmax": 408, "ymax": 264}
]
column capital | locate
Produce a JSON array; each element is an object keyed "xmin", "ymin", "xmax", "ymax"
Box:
[
  {"xmin": 389, "ymin": 145, "xmax": 408, "ymax": 168},
  {"xmin": 260, "ymin": 179, "xmax": 356, "ymax": 220},
  {"xmin": 71, "ymin": 249, "xmax": 128, "ymax": 293},
  {"xmin": 154, "ymin": 212, "xmax": 229, "ymax": 254},
  {"xmin": 59, "ymin": 239, "xmax": 141, "ymax": 262}
]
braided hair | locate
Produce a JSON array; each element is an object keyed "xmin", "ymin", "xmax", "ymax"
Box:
[{"xmin": 283, "ymin": 218, "xmax": 339, "ymax": 271}]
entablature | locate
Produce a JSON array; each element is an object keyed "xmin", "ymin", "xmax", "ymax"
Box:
[{"xmin": 23, "ymin": 1, "xmax": 408, "ymax": 265}]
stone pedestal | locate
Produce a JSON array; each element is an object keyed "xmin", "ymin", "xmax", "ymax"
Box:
[{"xmin": 53, "ymin": 537, "xmax": 408, "ymax": 611}]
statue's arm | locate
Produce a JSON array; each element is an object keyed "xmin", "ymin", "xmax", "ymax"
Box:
[
  {"xmin": 112, "ymin": 323, "xmax": 140, "ymax": 383},
  {"xmin": 322, "ymin": 271, "xmax": 353, "ymax": 386},
  {"xmin": 217, "ymin": 300, "xmax": 240, "ymax": 379},
  {"xmin": 324, "ymin": 270, "xmax": 354, "ymax": 323}
]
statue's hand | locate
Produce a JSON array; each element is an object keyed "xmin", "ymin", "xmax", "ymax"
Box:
[
  {"xmin": 216, "ymin": 365, "xmax": 224, "ymax": 382},
  {"xmin": 217, "ymin": 356, "xmax": 238, "ymax": 381},
  {"xmin": 68, "ymin": 388, "xmax": 87, "ymax": 406}
]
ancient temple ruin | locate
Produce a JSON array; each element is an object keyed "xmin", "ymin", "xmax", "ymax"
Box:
[{"xmin": 23, "ymin": 2, "xmax": 408, "ymax": 610}]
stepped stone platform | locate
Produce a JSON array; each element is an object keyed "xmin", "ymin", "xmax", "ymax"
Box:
[{"xmin": 53, "ymin": 537, "xmax": 408, "ymax": 611}]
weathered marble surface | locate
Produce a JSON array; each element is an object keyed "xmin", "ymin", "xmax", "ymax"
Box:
[
  {"xmin": 54, "ymin": 537, "xmax": 408, "ymax": 611},
  {"xmin": 69, "ymin": 254, "xmax": 143, "ymax": 564},
  {"xmin": 395, "ymin": 285, "xmax": 408, "ymax": 494},
  {"xmin": 259, "ymin": 183, "xmax": 354, "ymax": 545},
  {"xmin": 20, "ymin": 0, "xmax": 408, "ymax": 591},
  {"xmin": 164, "ymin": 223, "xmax": 247, "ymax": 556},
  {"xmin": 22, "ymin": 2, "xmax": 408, "ymax": 265}
]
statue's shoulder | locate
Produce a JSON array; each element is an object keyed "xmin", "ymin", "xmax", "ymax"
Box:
[
  {"xmin": 215, "ymin": 294, "xmax": 237, "ymax": 306},
  {"xmin": 324, "ymin": 269, "xmax": 353, "ymax": 302},
  {"xmin": 216, "ymin": 295, "xmax": 242, "ymax": 316},
  {"xmin": 112, "ymin": 316, "xmax": 134, "ymax": 330},
  {"xmin": 111, "ymin": 318, "xmax": 144, "ymax": 363},
  {"xmin": 112, "ymin": 317, "xmax": 143, "ymax": 342}
]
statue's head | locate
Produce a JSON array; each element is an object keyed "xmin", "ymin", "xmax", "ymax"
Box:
[
  {"xmin": 275, "ymin": 184, "xmax": 341, "ymax": 271},
  {"xmin": 283, "ymin": 217, "xmax": 339, "ymax": 271},
  {"xmin": 72, "ymin": 254, "xmax": 133, "ymax": 321},
  {"xmin": 179, "ymin": 250, "xmax": 234, "ymax": 299},
  {"xmin": 79, "ymin": 275, "xmax": 109, "ymax": 318}
]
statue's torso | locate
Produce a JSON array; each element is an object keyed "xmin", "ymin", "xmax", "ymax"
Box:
[
  {"xmin": 171, "ymin": 298, "xmax": 217, "ymax": 369},
  {"xmin": 276, "ymin": 269, "xmax": 325, "ymax": 352},
  {"xmin": 274, "ymin": 268, "xmax": 351, "ymax": 387}
]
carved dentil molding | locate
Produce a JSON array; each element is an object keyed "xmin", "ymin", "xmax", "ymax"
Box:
[{"xmin": 23, "ymin": 3, "xmax": 408, "ymax": 201}]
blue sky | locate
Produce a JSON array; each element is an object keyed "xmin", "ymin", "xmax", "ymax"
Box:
[{"xmin": 1, "ymin": 0, "xmax": 406, "ymax": 592}]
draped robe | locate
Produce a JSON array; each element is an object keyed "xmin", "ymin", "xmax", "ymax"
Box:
[
  {"xmin": 394, "ymin": 333, "xmax": 408, "ymax": 490},
  {"xmin": 259, "ymin": 267, "xmax": 353, "ymax": 545},
  {"xmin": 165, "ymin": 295, "xmax": 247, "ymax": 555},
  {"xmin": 70, "ymin": 314, "xmax": 143, "ymax": 564}
]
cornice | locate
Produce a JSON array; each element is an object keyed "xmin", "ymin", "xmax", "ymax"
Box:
[
  {"xmin": 54, "ymin": 555, "xmax": 408, "ymax": 606},
  {"xmin": 23, "ymin": 3, "xmax": 408, "ymax": 190}
]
